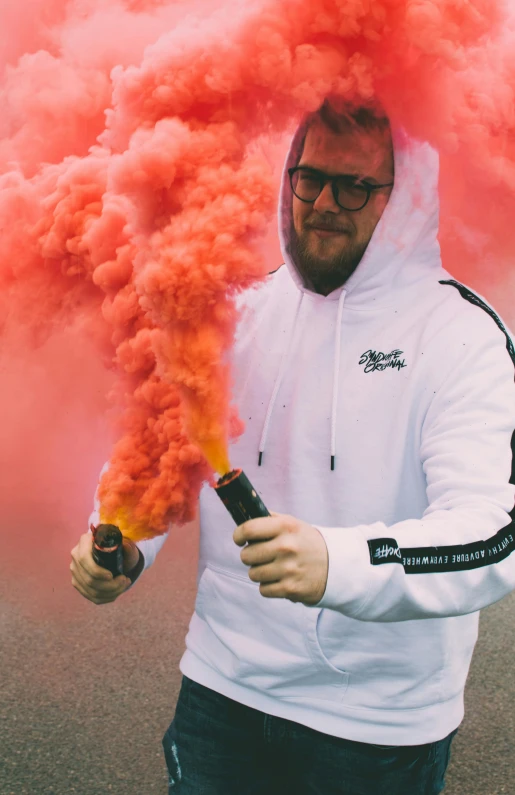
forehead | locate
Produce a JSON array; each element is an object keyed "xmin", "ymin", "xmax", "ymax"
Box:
[{"xmin": 299, "ymin": 120, "xmax": 394, "ymax": 178}]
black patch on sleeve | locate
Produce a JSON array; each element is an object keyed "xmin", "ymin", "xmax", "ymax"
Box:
[
  {"xmin": 368, "ymin": 522, "xmax": 515, "ymax": 573},
  {"xmin": 368, "ymin": 539, "xmax": 403, "ymax": 565}
]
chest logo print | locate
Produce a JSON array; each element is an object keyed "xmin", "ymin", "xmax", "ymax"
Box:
[{"xmin": 359, "ymin": 349, "xmax": 407, "ymax": 373}]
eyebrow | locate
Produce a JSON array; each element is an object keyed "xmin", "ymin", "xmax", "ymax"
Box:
[{"xmin": 297, "ymin": 163, "xmax": 383, "ymax": 185}]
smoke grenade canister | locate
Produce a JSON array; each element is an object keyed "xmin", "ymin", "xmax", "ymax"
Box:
[
  {"xmin": 91, "ymin": 523, "xmax": 124, "ymax": 577},
  {"xmin": 215, "ymin": 469, "xmax": 270, "ymax": 525}
]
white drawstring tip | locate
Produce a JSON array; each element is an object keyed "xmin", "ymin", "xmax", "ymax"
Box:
[
  {"xmin": 258, "ymin": 451, "xmax": 263, "ymax": 466},
  {"xmin": 331, "ymin": 455, "xmax": 335, "ymax": 471}
]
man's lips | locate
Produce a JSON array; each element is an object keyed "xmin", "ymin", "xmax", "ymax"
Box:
[{"xmin": 307, "ymin": 224, "xmax": 349, "ymax": 237}]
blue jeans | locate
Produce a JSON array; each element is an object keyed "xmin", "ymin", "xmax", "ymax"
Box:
[{"xmin": 162, "ymin": 676, "xmax": 459, "ymax": 794}]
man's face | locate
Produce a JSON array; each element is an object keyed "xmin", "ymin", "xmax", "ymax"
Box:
[{"xmin": 291, "ymin": 119, "xmax": 394, "ymax": 296}]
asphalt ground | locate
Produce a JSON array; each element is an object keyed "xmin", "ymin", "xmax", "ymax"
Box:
[{"xmin": 2, "ymin": 514, "xmax": 514, "ymax": 795}]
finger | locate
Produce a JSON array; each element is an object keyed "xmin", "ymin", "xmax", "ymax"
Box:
[
  {"xmin": 79, "ymin": 531, "xmax": 114, "ymax": 579},
  {"xmin": 258, "ymin": 581, "xmax": 289, "ymax": 599},
  {"xmin": 70, "ymin": 561, "xmax": 110, "ymax": 597},
  {"xmin": 233, "ymin": 516, "xmax": 283, "ymax": 547},
  {"xmin": 71, "ymin": 570, "xmax": 109, "ymax": 603},
  {"xmin": 71, "ymin": 560, "xmax": 130, "ymax": 596},
  {"xmin": 247, "ymin": 562, "xmax": 282, "ymax": 585},
  {"xmin": 74, "ymin": 533, "xmax": 114, "ymax": 581},
  {"xmin": 74, "ymin": 553, "xmax": 114, "ymax": 588},
  {"xmin": 71, "ymin": 574, "xmax": 121, "ymax": 604},
  {"xmin": 240, "ymin": 539, "xmax": 278, "ymax": 567},
  {"xmin": 71, "ymin": 570, "xmax": 130, "ymax": 603}
]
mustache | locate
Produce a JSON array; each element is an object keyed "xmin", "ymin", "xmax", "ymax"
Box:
[{"xmin": 303, "ymin": 216, "xmax": 352, "ymax": 233}]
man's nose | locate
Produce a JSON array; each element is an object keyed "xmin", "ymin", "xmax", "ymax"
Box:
[{"xmin": 313, "ymin": 182, "xmax": 340, "ymax": 214}]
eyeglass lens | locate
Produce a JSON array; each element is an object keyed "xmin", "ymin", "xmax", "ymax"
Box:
[{"xmin": 291, "ymin": 169, "xmax": 369, "ymax": 211}]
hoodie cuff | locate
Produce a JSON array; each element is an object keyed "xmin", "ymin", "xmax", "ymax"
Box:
[
  {"xmin": 127, "ymin": 547, "xmax": 145, "ymax": 583},
  {"xmin": 314, "ymin": 524, "xmax": 379, "ymax": 616},
  {"xmin": 135, "ymin": 535, "xmax": 167, "ymax": 571}
]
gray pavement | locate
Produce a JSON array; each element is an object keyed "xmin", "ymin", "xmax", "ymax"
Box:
[{"xmin": 1, "ymin": 514, "xmax": 514, "ymax": 795}]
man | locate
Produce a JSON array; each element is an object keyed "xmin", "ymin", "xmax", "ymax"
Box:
[{"xmin": 71, "ymin": 101, "xmax": 515, "ymax": 794}]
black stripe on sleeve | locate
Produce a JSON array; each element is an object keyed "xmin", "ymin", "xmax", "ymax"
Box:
[
  {"xmin": 368, "ymin": 280, "xmax": 515, "ymax": 574},
  {"xmin": 439, "ymin": 280, "xmax": 515, "ymax": 363},
  {"xmin": 369, "ymin": 513, "xmax": 515, "ymax": 573}
]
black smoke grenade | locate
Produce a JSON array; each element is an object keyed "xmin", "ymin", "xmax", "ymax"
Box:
[
  {"xmin": 91, "ymin": 523, "xmax": 124, "ymax": 577},
  {"xmin": 215, "ymin": 469, "xmax": 270, "ymax": 525}
]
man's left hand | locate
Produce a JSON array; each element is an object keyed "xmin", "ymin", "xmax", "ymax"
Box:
[{"xmin": 233, "ymin": 513, "xmax": 329, "ymax": 605}]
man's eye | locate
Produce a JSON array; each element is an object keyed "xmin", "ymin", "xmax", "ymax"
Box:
[
  {"xmin": 299, "ymin": 173, "xmax": 319, "ymax": 185},
  {"xmin": 337, "ymin": 177, "xmax": 368, "ymax": 193}
]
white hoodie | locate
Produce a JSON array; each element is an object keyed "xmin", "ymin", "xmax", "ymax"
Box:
[{"xmin": 94, "ymin": 124, "xmax": 515, "ymax": 746}]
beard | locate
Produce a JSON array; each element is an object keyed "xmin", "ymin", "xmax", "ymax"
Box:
[{"xmin": 289, "ymin": 220, "xmax": 368, "ymax": 296}]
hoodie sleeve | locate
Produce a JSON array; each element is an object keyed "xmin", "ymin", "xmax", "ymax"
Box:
[
  {"xmin": 88, "ymin": 462, "xmax": 168, "ymax": 577},
  {"xmin": 315, "ymin": 310, "xmax": 515, "ymax": 623}
]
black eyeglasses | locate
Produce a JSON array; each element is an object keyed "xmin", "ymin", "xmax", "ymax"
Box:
[{"xmin": 288, "ymin": 166, "xmax": 394, "ymax": 212}]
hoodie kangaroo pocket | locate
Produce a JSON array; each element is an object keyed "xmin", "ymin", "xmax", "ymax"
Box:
[{"xmin": 188, "ymin": 564, "xmax": 349, "ymax": 702}]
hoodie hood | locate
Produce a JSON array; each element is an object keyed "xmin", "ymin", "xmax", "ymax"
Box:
[{"xmin": 278, "ymin": 119, "xmax": 442, "ymax": 306}]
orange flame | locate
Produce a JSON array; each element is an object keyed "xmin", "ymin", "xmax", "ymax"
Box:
[{"xmin": 198, "ymin": 438, "xmax": 232, "ymax": 479}]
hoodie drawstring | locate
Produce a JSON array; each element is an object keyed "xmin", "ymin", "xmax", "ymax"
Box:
[
  {"xmin": 258, "ymin": 288, "xmax": 346, "ymax": 471},
  {"xmin": 258, "ymin": 291, "xmax": 304, "ymax": 466},
  {"xmin": 331, "ymin": 289, "xmax": 347, "ymax": 470}
]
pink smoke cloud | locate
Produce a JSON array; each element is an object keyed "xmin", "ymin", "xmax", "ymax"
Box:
[{"xmin": 1, "ymin": 0, "xmax": 514, "ymax": 547}]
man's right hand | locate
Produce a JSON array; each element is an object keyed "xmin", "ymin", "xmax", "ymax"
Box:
[{"xmin": 70, "ymin": 532, "xmax": 133, "ymax": 605}]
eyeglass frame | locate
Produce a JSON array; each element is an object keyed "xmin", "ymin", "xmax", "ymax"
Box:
[{"xmin": 288, "ymin": 166, "xmax": 394, "ymax": 213}]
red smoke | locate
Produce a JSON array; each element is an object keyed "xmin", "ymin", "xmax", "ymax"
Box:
[{"xmin": 1, "ymin": 0, "xmax": 514, "ymax": 542}]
